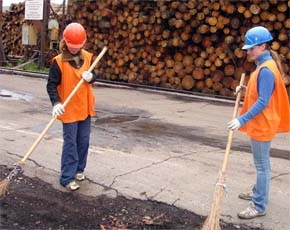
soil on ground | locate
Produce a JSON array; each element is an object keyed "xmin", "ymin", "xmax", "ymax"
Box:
[{"xmin": 0, "ymin": 165, "xmax": 262, "ymax": 230}]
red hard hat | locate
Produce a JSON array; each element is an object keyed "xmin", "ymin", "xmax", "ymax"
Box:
[{"xmin": 63, "ymin": 23, "xmax": 87, "ymax": 49}]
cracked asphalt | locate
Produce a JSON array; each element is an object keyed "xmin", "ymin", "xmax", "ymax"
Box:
[{"xmin": 0, "ymin": 73, "xmax": 289, "ymax": 230}]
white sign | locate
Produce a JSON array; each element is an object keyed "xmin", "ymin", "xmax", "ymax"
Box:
[{"xmin": 25, "ymin": 0, "xmax": 44, "ymax": 20}]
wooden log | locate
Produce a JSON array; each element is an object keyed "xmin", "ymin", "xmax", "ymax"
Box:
[
  {"xmin": 212, "ymin": 82, "xmax": 223, "ymax": 92},
  {"xmin": 195, "ymin": 80, "xmax": 205, "ymax": 91},
  {"xmin": 222, "ymin": 77, "xmax": 234, "ymax": 88},
  {"xmin": 211, "ymin": 70, "xmax": 224, "ymax": 83},
  {"xmin": 174, "ymin": 62, "xmax": 184, "ymax": 74},
  {"xmin": 205, "ymin": 78, "xmax": 213, "ymax": 88},
  {"xmin": 2, "ymin": 0, "xmax": 290, "ymax": 98},
  {"xmin": 249, "ymin": 4, "xmax": 260, "ymax": 15},
  {"xmin": 277, "ymin": 2, "xmax": 288, "ymax": 12},
  {"xmin": 224, "ymin": 64, "xmax": 235, "ymax": 77},
  {"xmin": 219, "ymin": 87, "xmax": 232, "ymax": 97},
  {"xmin": 181, "ymin": 75, "xmax": 195, "ymax": 90},
  {"xmin": 193, "ymin": 68, "xmax": 204, "ymax": 80},
  {"xmin": 183, "ymin": 55, "xmax": 193, "ymax": 66}
]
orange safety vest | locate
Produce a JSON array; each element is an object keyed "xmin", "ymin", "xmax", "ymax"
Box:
[
  {"xmin": 54, "ymin": 50, "xmax": 96, "ymax": 123},
  {"xmin": 239, "ymin": 59, "xmax": 290, "ymax": 141}
]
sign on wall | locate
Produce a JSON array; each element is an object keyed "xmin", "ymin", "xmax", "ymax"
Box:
[
  {"xmin": 22, "ymin": 24, "xmax": 38, "ymax": 45},
  {"xmin": 25, "ymin": 0, "xmax": 44, "ymax": 20}
]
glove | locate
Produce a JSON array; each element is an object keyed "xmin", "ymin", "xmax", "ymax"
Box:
[
  {"xmin": 52, "ymin": 103, "xmax": 65, "ymax": 116},
  {"xmin": 235, "ymin": 85, "xmax": 246, "ymax": 94},
  {"xmin": 227, "ymin": 118, "xmax": 241, "ymax": 131},
  {"xmin": 82, "ymin": 71, "xmax": 93, "ymax": 82},
  {"xmin": 235, "ymin": 85, "xmax": 242, "ymax": 93}
]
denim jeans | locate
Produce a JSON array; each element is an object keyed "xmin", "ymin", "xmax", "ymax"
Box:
[
  {"xmin": 60, "ymin": 116, "xmax": 91, "ymax": 186},
  {"xmin": 251, "ymin": 139, "xmax": 271, "ymax": 212}
]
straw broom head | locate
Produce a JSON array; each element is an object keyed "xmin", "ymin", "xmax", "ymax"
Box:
[
  {"xmin": 201, "ymin": 174, "xmax": 226, "ymax": 230},
  {"xmin": 0, "ymin": 163, "xmax": 23, "ymax": 199},
  {"xmin": 0, "ymin": 179, "xmax": 10, "ymax": 199}
]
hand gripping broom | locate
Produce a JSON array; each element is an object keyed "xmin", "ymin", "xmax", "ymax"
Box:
[
  {"xmin": 0, "ymin": 46, "xmax": 108, "ymax": 198},
  {"xmin": 202, "ymin": 73, "xmax": 245, "ymax": 230}
]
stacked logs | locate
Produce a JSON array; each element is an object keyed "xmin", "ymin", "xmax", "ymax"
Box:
[
  {"xmin": 1, "ymin": 1, "xmax": 289, "ymax": 98},
  {"xmin": 1, "ymin": 2, "xmax": 62, "ymax": 60},
  {"xmin": 67, "ymin": 0, "xmax": 290, "ymax": 97},
  {"xmin": 1, "ymin": 3, "xmax": 25, "ymax": 57}
]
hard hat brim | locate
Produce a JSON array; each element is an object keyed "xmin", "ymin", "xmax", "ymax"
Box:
[
  {"xmin": 242, "ymin": 44, "xmax": 255, "ymax": 50},
  {"xmin": 242, "ymin": 37, "xmax": 273, "ymax": 50},
  {"xmin": 65, "ymin": 41, "xmax": 86, "ymax": 49}
]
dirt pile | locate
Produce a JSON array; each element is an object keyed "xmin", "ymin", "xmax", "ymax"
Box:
[{"xmin": 0, "ymin": 165, "xmax": 261, "ymax": 230}]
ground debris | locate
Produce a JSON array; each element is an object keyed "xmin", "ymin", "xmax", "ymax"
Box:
[{"xmin": 0, "ymin": 165, "xmax": 262, "ymax": 230}]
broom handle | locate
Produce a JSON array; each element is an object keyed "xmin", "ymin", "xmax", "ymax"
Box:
[
  {"xmin": 20, "ymin": 46, "xmax": 108, "ymax": 163},
  {"xmin": 221, "ymin": 73, "xmax": 245, "ymax": 173}
]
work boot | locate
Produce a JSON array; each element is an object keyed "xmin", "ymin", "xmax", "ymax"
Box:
[
  {"xmin": 75, "ymin": 172, "xmax": 85, "ymax": 181},
  {"xmin": 65, "ymin": 180, "xmax": 80, "ymax": 191}
]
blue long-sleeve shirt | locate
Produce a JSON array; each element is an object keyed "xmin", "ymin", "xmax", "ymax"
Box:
[{"xmin": 238, "ymin": 51, "xmax": 275, "ymax": 126}]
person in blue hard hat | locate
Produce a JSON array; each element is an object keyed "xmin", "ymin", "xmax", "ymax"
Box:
[{"xmin": 228, "ymin": 26, "xmax": 290, "ymax": 219}]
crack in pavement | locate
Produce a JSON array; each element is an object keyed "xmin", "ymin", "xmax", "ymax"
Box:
[
  {"xmin": 140, "ymin": 188, "xmax": 165, "ymax": 201},
  {"xmin": 2, "ymin": 149, "xmax": 119, "ymax": 196},
  {"xmin": 3, "ymin": 150, "xmax": 42, "ymax": 168},
  {"xmin": 108, "ymin": 152, "xmax": 194, "ymax": 188},
  {"xmin": 85, "ymin": 177, "xmax": 119, "ymax": 196},
  {"xmin": 271, "ymin": 172, "xmax": 290, "ymax": 180}
]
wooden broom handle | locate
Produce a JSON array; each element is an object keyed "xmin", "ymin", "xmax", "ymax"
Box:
[
  {"xmin": 20, "ymin": 46, "xmax": 108, "ymax": 163},
  {"xmin": 221, "ymin": 73, "xmax": 245, "ymax": 173}
]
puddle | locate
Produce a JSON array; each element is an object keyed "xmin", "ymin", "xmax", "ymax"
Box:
[
  {"xmin": 131, "ymin": 122, "xmax": 164, "ymax": 133},
  {"xmin": 95, "ymin": 115, "xmax": 139, "ymax": 125},
  {"xmin": 0, "ymin": 89, "xmax": 33, "ymax": 102}
]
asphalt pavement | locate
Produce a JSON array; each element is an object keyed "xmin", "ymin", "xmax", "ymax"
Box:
[{"xmin": 0, "ymin": 73, "xmax": 289, "ymax": 230}]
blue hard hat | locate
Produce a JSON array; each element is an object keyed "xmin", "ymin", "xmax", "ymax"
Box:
[{"xmin": 242, "ymin": 26, "xmax": 273, "ymax": 50}]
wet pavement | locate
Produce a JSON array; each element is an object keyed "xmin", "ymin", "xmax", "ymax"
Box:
[{"xmin": 0, "ymin": 73, "xmax": 289, "ymax": 230}]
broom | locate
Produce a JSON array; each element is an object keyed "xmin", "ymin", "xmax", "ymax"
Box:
[
  {"xmin": 0, "ymin": 46, "xmax": 108, "ymax": 198},
  {"xmin": 202, "ymin": 73, "xmax": 245, "ymax": 230}
]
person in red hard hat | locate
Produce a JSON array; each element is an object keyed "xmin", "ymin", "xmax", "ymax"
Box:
[
  {"xmin": 47, "ymin": 22, "xmax": 103, "ymax": 191},
  {"xmin": 228, "ymin": 26, "xmax": 290, "ymax": 219}
]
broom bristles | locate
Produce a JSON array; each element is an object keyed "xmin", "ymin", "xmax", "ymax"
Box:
[
  {"xmin": 0, "ymin": 179, "xmax": 10, "ymax": 199},
  {"xmin": 201, "ymin": 178, "xmax": 226, "ymax": 230},
  {"xmin": 0, "ymin": 163, "xmax": 23, "ymax": 199}
]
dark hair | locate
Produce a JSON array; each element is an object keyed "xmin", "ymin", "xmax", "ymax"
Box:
[{"xmin": 59, "ymin": 39, "xmax": 68, "ymax": 53}]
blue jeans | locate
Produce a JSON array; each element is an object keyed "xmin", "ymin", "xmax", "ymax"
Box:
[
  {"xmin": 251, "ymin": 139, "xmax": 271, "ymax": 212},
  {"xmin": 60, "ymin": 116, "xmax": 91, "ymax": 186}
]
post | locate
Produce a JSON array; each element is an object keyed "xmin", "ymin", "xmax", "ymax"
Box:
[
  {"xmin": 61, "ymin": 0, "xmax": 66, "ymax": 34},
  {"xmin": 39, "ymin": 0, "xmax": 49, "ymax": 68},
  {"xmin": 0, "ymin": 0, "xmax": 7, "ymax": 64}
]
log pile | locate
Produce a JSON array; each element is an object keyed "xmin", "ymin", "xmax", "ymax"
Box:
[
  {"xmin": 1, "ymin": 2, "xmax": 62, "ymax": 61},
  {"xmin": 67, "ymin": 0, "xmax": 290, "ymax": 97},
  {"xmin": 1, "ymin": 3, "xmax": 25, "ymax": 57},
  {"xmin": 1, "ymin": 0, "xmax": 289, "ymax": 98}
]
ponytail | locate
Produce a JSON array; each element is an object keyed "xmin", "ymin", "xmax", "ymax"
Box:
[{"xmin": 269, "ymin": 48, "xmax": 286, "ymax": 77}]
